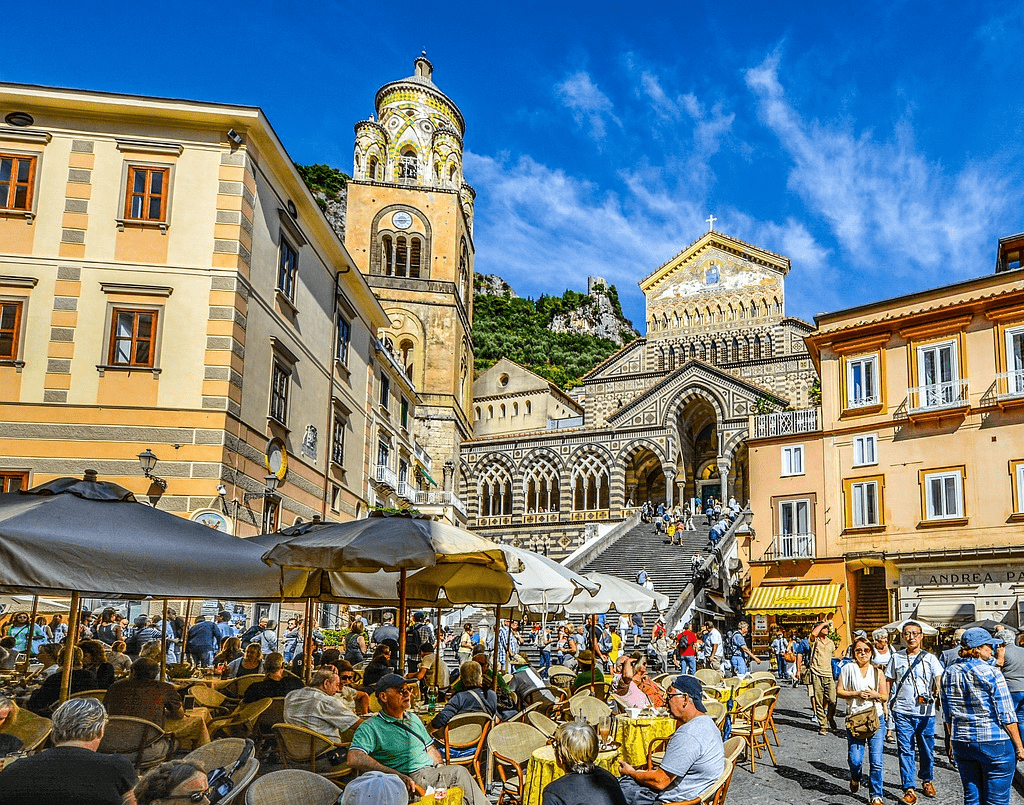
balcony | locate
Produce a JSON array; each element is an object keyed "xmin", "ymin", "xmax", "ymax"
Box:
[
  {"xmin": 373, "ymin": 464, "xmax": 398, "ymax": 489},
  {"xmin": 995, "ymin": 370, "xmax": 1024, "ymax": 407},
  {"xmin": 751, "ymin": 407, "xmax": 820, "ymax": 439},
  {"xmin": 397, "ymin": 481, "xmax": 415, "ymax": 502},
  {"xmin": 906, "ymin": 379, "xmax": 969, "ymax": 421},
  {"xmin": 767, "ymin": 532, "xmax": 816, "ymax": 560},
  {"xmin": 412, "ymin": 489, "xmax": 466, "ymax": 515}
]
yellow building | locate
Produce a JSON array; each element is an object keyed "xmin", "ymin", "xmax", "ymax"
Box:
[
  {"xmin": 745, "ymin": 234, "xmax": 1024, "ymax": 644},
  {"xmin": 0, "ymin": 83, "xmax": 395, "ymax": 534},
  {"xmin": 344, "ymin": 55, "xmax": 475, "ymax": 520}
]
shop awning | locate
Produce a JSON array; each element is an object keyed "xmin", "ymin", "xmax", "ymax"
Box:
[
  {"xmin": 707, "ymin": 593, "xmax": 734, "ymax": 614},
  {"xmin": 914, "ymin": 599, "xmax": 975, "ymax": 629},
  {"xmin": 417, "ymin": 466, "xmax": 439, "ymax": 487},
  {"xmin": 747, "ymin": 583, "xmax": 842, "ymax": 614}
]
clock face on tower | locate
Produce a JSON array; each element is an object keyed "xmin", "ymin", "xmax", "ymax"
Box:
[{"xmin": 392, "ymin": 211, "xmax": 413, "ymax": 230}]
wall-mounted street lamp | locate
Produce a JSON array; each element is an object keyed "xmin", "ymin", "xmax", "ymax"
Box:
[
  {"xmin": 244, "ymin": 473, "xmax": 281, "ymax": 502},
  {"xmin": 137, "ymin": 449, "xmax": 167, "ymax": 491},
  {"xmin": 244, "ymin": 474, "xmax": 282, "ymax": 535}
]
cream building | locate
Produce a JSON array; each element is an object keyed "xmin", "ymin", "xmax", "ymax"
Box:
[
  {"xmin": 745, "ymin": 233, "xmax": 1024, "ymax": 644},
  {"xmin": 0, "ymin": 83, "xmax": 398, "ymax": 534}
]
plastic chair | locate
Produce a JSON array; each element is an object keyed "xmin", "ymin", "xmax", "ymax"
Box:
[
  {"xmin": 209, "ymin": 698, "xmax": 272, "ymax": 740},
  {"xmin": 98, "ymin": 715, "xmax": 175, "ymax": 771},
  {"xmin": 0, "ymin": 708, "xmax": 51, "ymax": 754},
  {"xmin": 244, "ymin": 769, "xmax": 341, "ymax": 805},
  {"xmin": 487, "ymin": 721, "xmax": 549, "ymax": 805},
  {"xmin": 184, "ymin": 738, "xmax": 259, "ymax": 805},
  {"xmin": 272, "ymin": 722, "xmax": 355, "ymax": 783},
  {"xmin": 441, "ymin": 712, "xmax": 492, "ymax": 788}
]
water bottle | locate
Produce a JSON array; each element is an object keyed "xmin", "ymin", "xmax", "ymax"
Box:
[{"xmin": 428, "ymin": 687, "xmax": 437, "ymax": 713}]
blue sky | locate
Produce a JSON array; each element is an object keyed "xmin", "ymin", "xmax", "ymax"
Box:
[{"xmin": 5, "ymin": 1, "xmax": 1022, "ymax": 327}]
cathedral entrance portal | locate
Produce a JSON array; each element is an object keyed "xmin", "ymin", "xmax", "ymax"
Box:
[{"xmin": 623, "ymin": 446, "xmax": 666, "ymax": 506}]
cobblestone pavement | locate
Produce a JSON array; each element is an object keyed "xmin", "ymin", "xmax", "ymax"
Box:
[{"xmin": 727, "ymin": 686, "xmax": 1023, "ymax": 805}]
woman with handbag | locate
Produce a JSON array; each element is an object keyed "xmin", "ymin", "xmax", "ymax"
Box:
[{"xmin": 838, "ymin": 634, "xmax": 888, "ymax": 805}]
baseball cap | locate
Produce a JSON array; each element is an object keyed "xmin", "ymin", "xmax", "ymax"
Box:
[
  {"xmin": 961, "ymin": 627, "xmax": 1002, "ymax": 649},
  {"xmin": 339, "ymin": 770, "xmax": 407, "ymax": 805},
  {"xmin": 670, "ymin": 675, "xmax": 707, "ymax": 713},
  {"xmin": 375, "ymin": 673, "xmax": 409, "ymax": 695}
]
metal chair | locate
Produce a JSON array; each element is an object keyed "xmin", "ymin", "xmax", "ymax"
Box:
[
  {"xmin": 184, "ymin": 738, "xmax": 259, "ymax": 805},
  {"xmin": 441, "ymin": 712, "xmax": 492, "ymax": 789},
  {"xmin": 98, "ymin": 715, "xmax": 175, "ymax": 771},
  {"xmin": 271, "ymin": 722, "xmax": 355, "ymax": 783},
  {"xmin": 208, "ymin": 698, "xmax": 273, "ymax": 740},
  {"xmin": 486, "ymin": 721, "xmax": 549, "ymax": 805},
  {"xmin": 243, "ymin": 769, "xmax": 341, "ymax": 805}
]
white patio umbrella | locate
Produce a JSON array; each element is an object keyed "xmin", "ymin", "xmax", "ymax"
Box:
[
  {"xmin": 565, "ymin": 572, "xmax": 669, "ymax": 615},
  {"xmin": 881, "ymin": 618, "xmax": 938, "ymax": 635}
]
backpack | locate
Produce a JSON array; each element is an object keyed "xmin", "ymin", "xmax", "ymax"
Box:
[
  {"xmin": 406, "ymin": 623, "xmax": 424, "ymax": 656},
  {"xmin": 677, "ymin": 634, "xmax": 690, "ymax": 653}
]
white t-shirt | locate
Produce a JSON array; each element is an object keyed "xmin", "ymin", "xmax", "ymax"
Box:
[
  {"xmin": 706, "ymin": 629, "xmax": 723, "ymax": 660},
  {"xmin": 840, "ymin": 662, "xmax": 884, "ymax": 717}
]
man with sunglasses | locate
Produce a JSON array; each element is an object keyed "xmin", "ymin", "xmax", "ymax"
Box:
[
  {"xmin": 618, "ymin": 675, "xmax": 724, "ymax": 804},
  {"xmin": 347, "ymin": 673, "xmax": 489, "ymax": 804},
  {"xmin": 885, "ymin": 621, "xmax": 944, "ymax": 804},
  {"xmin": 284, "ymin": 667, "xmax": 361, "ymax": 743}
]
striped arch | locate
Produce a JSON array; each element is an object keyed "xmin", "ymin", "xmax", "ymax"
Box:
[
  {"xmin": 521, "ymin": 448, "xmax": 563, "ymax": 513},
  {"xmin": 475, "ymin": 451, "xmax": 517, "ymax": 517},
  {"xmin": 616, "ymin": 438, "xmax": 670, "ymax": 508}
]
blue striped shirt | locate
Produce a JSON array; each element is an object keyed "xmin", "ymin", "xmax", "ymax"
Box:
[{"xmin": 941, "ymin": 658, "xmax": 1017, "ymax": 744}]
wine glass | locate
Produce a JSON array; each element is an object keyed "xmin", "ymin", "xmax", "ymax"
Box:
[{"xmin": 597, "ymin": 716, "xmax": 611, "ymax": 748}]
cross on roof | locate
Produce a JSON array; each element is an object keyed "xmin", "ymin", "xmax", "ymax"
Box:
[{"xmin": 706, "ymin": 214, "xmax": 717, "ymax": 231}]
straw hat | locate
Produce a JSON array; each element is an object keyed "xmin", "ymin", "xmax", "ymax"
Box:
[{"xmin": 577, "ymin": 650, "xmax": 596, "ymax": 667}]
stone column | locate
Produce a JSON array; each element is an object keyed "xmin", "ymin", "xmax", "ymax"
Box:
[
  {"xmin": 663, "ymin": 465, "xmax": 674, "ymax": 507},
  {"xmin": 717, "ymin": 458, "xmax": 731, "ymax": 502},
  {"xmin": 443, "ymin": 460, "xmax": 454, "ymax": 493}
]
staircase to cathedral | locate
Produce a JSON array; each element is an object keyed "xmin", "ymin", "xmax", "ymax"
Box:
[{"xmin": 852, "ymin": 568, "xmax": 890, "ymax": 635}]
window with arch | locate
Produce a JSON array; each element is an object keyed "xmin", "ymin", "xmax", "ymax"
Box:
[
  {"xmin": 753, "ymin": 335, "xmax": 762, "ymax": 360},
  {"xmin": 367, "ymin": 155, "xmax": 379, "ymax": 181},
  {"xmin": 487, "ymin": 405, "xmax": 494, "ymax": 419},
  {"xmin": 572, "ymin": 453, "xmax": 610, "ymax": 510},
  {"xmin": 475, "ymin": 406, "xmax": 481, "ymax": 421},
  {"xmin": 458, "ymin": 240, "xmax": 470, "ymax": 304},
  {"xmin": 525, "ymin": 400, "xmax": 532, "ymax": 415},
  {"xmin": 399, "ymin": 339, "xmax": 415, "ymax": 379},
  {"xmin": 512, "ymin": 402, "xmax": 519, "ymax": 416},
  {"xmin": 449, "ymin": 163, "xmax": 458, "ymax": 186},
  {"xmin": 711, "ymin": 342, "xmax": 718, "ymax": 364},
  {"xmin": 739, "ymin": 302, "xmax": 746, "ymax": 320},
  {"xmin": 688, "ymin": 343, "xmax": 695, "ymax": 360},
  {"xmin": 478, "ymin": 462, "xmax": 513, "ymax": 516},
  {"xmin": 379, "ymin": 233, "xmax": 424, "ymax": 278},
  {"xmin": 397, "ymin": 147, "xmax": 417, "ymax": 181},
  {"xmin": 732, "ymin": 337, "xmax": 739, "ymax": 362},
  {"xmin": 500, "ymin": 404, "xmax": 506, "ymax": 417},
  {"xmin": 668, "ymin": 346, "xmax": 676, "ymax": 371},
  {"xmin": 524, "ymin": 458, "xmax": 560, "ymax": 513},
  {"xmin": 699, "ymin": 343, "xmax": 707, "ymax": 361}
]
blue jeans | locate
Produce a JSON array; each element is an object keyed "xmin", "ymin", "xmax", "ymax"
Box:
[
  {"xmin": 283, "ymin": 650, "xmax": 294, "ymax": 663},
  {"xmin": 952, "ymin": 739, "xmax": 1016, "ymax": 805},
  {"xmin": 732, "ymin": 655, "xmax": 748, "ymax": 676},
  {"xmin": 893, "ymin": 711, "xmax": 935, "ymax": 791},
  {"xmin": 1010, "ymin": 691, "xmax": 1024, "ymax": 726},
  {"xmin": 847, "ymin": 723, "xmax": 885, "ymax": 800},
  {"xmin": 539, "ymin": 648, "xmax": 551, "ymax": 678},
  {"xmin": 680, "ymin": 655, "xmax": 696, "ymax": 674}
]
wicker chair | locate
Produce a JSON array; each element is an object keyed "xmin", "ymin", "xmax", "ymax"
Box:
[
  {"xmin": 748, "ymin": 671, "xmax": 775, "ymax": 682},
  {"xmin": 209, "ymin": 698, "xmax": 273, "ymax": 740},
  {"xmin": 0, "ymin": 708, "xmax": 51, "ymax": 754},
  {"xmin": 252, "ymin": 697, "xmax": 285, "ymax": 758},
  {"xmin": 271, "ymin": 722, "xmax": 355, "ymax": 783},
  {"xmin": 218, "ymin": 674, "xmax": 264, "ymax": 703},
  {"xmin": 244, "ymin": 769, "xmax": 341, "ymax": 805},
  {"xmin": 722, "ymin": 735, "xmax": 745, "ymax": 766},
  {"xmin": 487, "ymin": 722, "xmax": 548, "ymax": 805},
  {"xmin": 576, "ymin": 681, "xmax": 611, "ymax": 700},
  {"xmin": 526, "ymin": 710, "xmax": 558, "ymax": 738},
  {"xmin": 694, "ymin": 669, "xmax": 723, "ymax": 687},
  {"xmin": 97, "ymin": 715, "xmax": 174, "ymax": 771},
  {"xmin": 68, "ymin": 689, "xmax": 107, "ymax": 701},
  {"xmin": 568, "ymin": 695, "xmax": 612, "ymax": 723},
  {"xmin": 548, "ymin": 665, "xmax": 575, "ymax": 690},
  {"xmin": 189, "ymin": 684, "xmax": 232, "ymax": 716},
  {"xmin": 729, "ymin": 694, "xmax": 775, "ymax": 772},
  {"xmin": 441, "ymin": 712, "xmax": 492, "ymax": 788},
  {"xmin": 664, "ymin": 756, "xmax": 736, "ymax": 805},
  {"xmin": 184, "ymin": 738, "xmax": 260, "ymax": 805}
]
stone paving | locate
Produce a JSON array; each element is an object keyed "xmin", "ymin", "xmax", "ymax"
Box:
[{"xmin": 727, "ymin": 686, "xmax": 1022, "ymax": 805}]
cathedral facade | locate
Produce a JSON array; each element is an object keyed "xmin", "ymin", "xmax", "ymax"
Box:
[{"xmin": 460, "ymin": 230, "xmax": 819, "ymax": 557}]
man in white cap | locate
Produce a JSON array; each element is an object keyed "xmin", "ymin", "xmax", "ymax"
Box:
[{"xmin": 339, "ymin": 770, "xmax": 408, "ymax": 805}]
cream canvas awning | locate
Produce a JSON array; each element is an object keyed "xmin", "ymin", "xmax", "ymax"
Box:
[
  {"xmin": 914, "ymin": 599, "xmax": 975, "ymax": 629},
  {"xmin": 747, "ymin": 583, "xmax": 842, "ymax": 614}
]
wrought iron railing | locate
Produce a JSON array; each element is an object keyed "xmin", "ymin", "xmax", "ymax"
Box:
[
  {"xmin": 907, "ymin": 379, "xmax": 969, "ymax": 412},
  {"xmin": 373, "ymin": 464, "xmax": 398, "ymax": 489},
  {"xmin": 767, "ymin": 532, "xmax": 816, "ymax": 560},
  {"xmin": 752, "ymin": 407, "xmax": 820, "ymax": 438}
]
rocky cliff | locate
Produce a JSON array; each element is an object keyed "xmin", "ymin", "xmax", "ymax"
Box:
[
  {"xmin": 547, "ymin": 277, "xmax": 639, "ymax": 346},
  {"xmin": 474, "ymin": 274, "xmax": 517, "ymax": 297}
]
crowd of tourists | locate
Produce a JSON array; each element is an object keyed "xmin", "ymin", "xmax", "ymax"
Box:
[{"xmin": 640, "ymin": 496, "xmax": 742, "ymax": 552}]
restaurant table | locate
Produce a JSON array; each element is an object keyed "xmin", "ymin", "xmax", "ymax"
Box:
[
  {"xmin": 615, "ymin": 713, "xmax": 677, "ymax": 767},
  {"xmin": 522, "ymin": 744, "xmax": 620, "ymax": 805}
]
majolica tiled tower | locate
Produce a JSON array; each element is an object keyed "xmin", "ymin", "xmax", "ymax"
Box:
[{"xmin": 344, "ymin": 54, "xmax": 475, "ymax": 508}]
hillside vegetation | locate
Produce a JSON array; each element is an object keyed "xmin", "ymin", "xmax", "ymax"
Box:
[{"xmin": 473, "ymin": 287, "xmax": 637, "ymax": 390}]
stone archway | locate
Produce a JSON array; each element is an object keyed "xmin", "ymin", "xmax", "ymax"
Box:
[{"xmin": 622, "ymin": 445, "xmax": 666, "ymax": 506}]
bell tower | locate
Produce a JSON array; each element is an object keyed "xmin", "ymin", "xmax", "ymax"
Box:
[{"xmin": 344, "ymin": 54, "xmax": 476, "ymax": 511}]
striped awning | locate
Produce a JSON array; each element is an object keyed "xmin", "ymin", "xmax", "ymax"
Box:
[{"xmin": 746, "ymin": 583, "xmax": 842, "ymax": 614}]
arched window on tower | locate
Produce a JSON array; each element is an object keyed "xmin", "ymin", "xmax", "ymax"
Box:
[
  {"xmin": 732, "ymin": 337, "xmax": 739, "ymax": 362},
  {"xmin": 449, "ymin": 164, "xmax": 458, "ymax": 186},
  {"xmin": 753, "ymin": 335, "xmax": 762, "ymax": 360},
  {"xmin": 572, "ymin": 453, "xmax": 610, "ymax": 511},
  {"xmin": 512, "ymin": 402, "xmax": 519, "ymax": 416},
  {"xmin": 475, "ymin": 406, "xmax": 481, "ymax": 421},
  {"xmin": 488, "ymin": 405, "xmax": 494, "ymax": 419},
  {"xmin": 399, "ymin": 339, "xmax": 415, "ymax": 379},
  {"xmin": 409, "ymin": 237, "xmax": 422, "ymax": 278},
  {"xmin": 395, "ymin": 237, "xmax": 408, "ymax": 277},
  {"xmin": 380, "ymin": 235, "xmax": 394, "ymax": 276},
  {"xmin": 738, "ymin": 302, "xmax": 746, "ymax": 320},
  {"xmin": 478, "ymin": 462, "xmax": 513, "ymax": 517},
  {"xmin": 397, "ymin": 147, "xmax": 418, "ymax": 181},
  {"xmin": 458, "ymin": 240, "xmax": 470, "ymax": 304},
  {"xmin": 711, "ymin": 342, "xmax": 718, "ymax": 364},
  {"xmin": 500, "ymin": 404, "xmax": 506, "ymax": 418},
  {"xmin": 526, "ymin": 400, "xmax": 532, "ymax": 415},
  {"xmin": 368, "ymin": 156, "xmax": 379, "ymax": 181},
  {"xmin": 524, "ymin": 458, "xmax": 560, "ymax": 513}
]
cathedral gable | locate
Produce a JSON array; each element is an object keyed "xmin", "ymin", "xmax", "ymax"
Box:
[{"xmin": 583, "ymin": 338, "xmax": 647, "ymax": 381}]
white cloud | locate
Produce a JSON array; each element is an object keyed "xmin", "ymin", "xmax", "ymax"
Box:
[
  {"xmin": 745, "ymin": 53, "xmax": 1010, "ymax": 284},
  {"xmin": 555, "ymin": 71, "xmax": 620, "ymax": 140}
]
